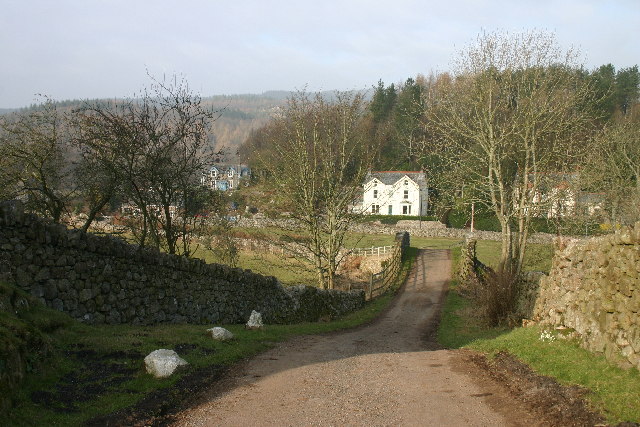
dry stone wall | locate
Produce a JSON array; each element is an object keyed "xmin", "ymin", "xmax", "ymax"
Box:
[
  {"xmin": 0, "ymin": 201, "xmax": 365, "ymax": 325},
  {"xmin": 533, "ymin": 223, "xmax": 640, "ymax": 370},
  {"xmin": 236, "ymin": 217, "xmax": 557, "ymax": 244}
]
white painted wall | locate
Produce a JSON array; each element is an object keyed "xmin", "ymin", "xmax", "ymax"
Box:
[{"xmin": 362, "ymin": 175, "xmax": 422, "ymax": 216}]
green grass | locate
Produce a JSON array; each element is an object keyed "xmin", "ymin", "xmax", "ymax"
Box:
[
  {"xmin": 468, "ymin": 327, "xmax": 640, "ymax": 423},
  {"xmin": 5, "ymin": 302, "xmax": 391, "ymax": 426},
  {"xmin": 474, "ymin": 240, "xmax": 554, "ymax": 273},
  {"xmin": 3, "ymin": 248, "xmax": 417, "ymax": 426},
  {"xmin": 196, "ymin": 231, "xmax": 402, "ymax": 286},
  {"xmin": 198, "ymin": 248, "xmax": 318, "ymax": 286},
  {"xmin": 436, "ymin": 271, "xmax": 640, "ymax": 424}
]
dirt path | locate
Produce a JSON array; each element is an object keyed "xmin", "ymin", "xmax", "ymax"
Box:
[{"xmin": 173, "ymin": 249, "xmax": 539, "ymax": 427}]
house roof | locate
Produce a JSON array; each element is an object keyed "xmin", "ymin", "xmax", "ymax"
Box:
[
  {"xmin": 205, "ymin": 164, "xmax": 251, "ymax": 174},
  {"xmin": 366, "ymin": 171, "xmax": 427, "ymax": 187}
]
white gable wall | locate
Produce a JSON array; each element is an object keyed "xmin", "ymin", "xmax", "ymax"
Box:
[{"xmin": 362, "ymin": 175, "xmax": 422, "ymax": 216}]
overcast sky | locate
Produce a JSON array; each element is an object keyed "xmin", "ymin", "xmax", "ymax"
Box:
[{"xmin": 1, "ymin": 0, "xmax": 638, "ymax": 108}]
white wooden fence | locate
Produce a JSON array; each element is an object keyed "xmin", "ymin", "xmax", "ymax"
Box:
[
  {"xmin": 349, "ymin": 245, "xmax": 395, "ymax": 257},
  {"xmin": 366, "ymin": 242, "xmax": 403, "ymax": 300}
]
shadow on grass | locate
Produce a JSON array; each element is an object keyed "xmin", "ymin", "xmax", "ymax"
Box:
[
  {"xmin": 4, "ymin": 247, "xmax": 420, "ymax": 426},
  {"xmin": 436, "ymin": 281, "xmax": 512, "ymax": 349}
]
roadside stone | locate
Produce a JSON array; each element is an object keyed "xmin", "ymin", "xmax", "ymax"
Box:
[
  {"xmin": 246, "ymin": 310, "xmax": 264, "ymax": 329},
  {"xmin": 144, "ymin": 349, "xmax": 188, "ymax": 378},
  {"xmin": 207, "ymin": 326, "xmax": 234, "ymax": 341}
]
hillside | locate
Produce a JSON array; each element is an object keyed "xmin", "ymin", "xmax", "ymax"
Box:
[
  {"xmin": 0, "ymin": 93, "xmax": 291, "ymax": 161},
  {"xmin": 200, "ymin": 93, "xmax": 288, "ymax": 159}
]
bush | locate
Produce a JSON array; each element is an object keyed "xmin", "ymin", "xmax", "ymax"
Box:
[
  {"xmin": 481, "ymin": 269, "xmax": 521, "ymax": 327},
  {"xmin": 447, "ymin": 206, "xmax": 606, "ymax": 236}
]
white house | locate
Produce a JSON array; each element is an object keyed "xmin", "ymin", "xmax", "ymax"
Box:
[
  {"xmin": 525, "ymin": 173, "xmax": 604, "ymax": 218},
  {"xmin": 361, "ymin": 171, "xmax": 429, "ymax": 216}
]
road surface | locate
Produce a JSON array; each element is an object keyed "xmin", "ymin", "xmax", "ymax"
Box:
[{"xmin": 173, "ymin": 249, "xmax": 539, "ymax": 426}]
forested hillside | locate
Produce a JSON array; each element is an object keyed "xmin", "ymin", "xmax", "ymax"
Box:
[{"xmin": 0, "ymin": 93, "xmax": 290, "ymax": 160}]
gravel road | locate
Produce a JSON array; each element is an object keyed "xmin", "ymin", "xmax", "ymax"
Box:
[{"xmin": 173, "ymin": 249, "xmax": 541, "ymax": 427}]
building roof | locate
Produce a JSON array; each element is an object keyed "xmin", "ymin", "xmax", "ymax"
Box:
[
  {"xmin": 205, "ymin": 164, "xmax": 251, "ymax": 174},
  {"xmin": 366, "ymin": 171, "xmax": 427, "ymax": 187}
]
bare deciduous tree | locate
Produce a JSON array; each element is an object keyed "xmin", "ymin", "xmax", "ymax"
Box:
[
  {"xmin": 582, "ymin": 111, "xmax": 640, "ymax": 225},
  {"xmin": 0, "ymin": 98, "xmax": 76, "ymax": 222},
  {"xmin": 258, "ymin": 91, "xmax": 374, "ymax": 289},
  {"xmin": 78, "ymin": 75, "xmax": 220, "ymax": 255},
  {"xmin": 425, "ymin": 30, "xmax": 596, "ymax": 279}
]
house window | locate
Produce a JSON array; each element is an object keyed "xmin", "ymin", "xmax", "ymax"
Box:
[
  {"xmin": 228, "ymin": 169, "xmax": 234, "ymax": 177},
  {"xmin": 388, "ymin": 205, "xmax": 392, "ymax": 215},
  {"xmin": 229, "ymin": 180, "xmax": 234, "ymax": 189},
  {"xmin": 403, "ymin": 190, "xmax": 409, "ymax": 199},
  {"xmin": 211, "ymin": 169, "xmax": 218, "ymax": 178},
  {"xmin": 403, "ymin": 205, "xmax": 411, "ymax": 215},
  {"xmin": 371, "ymin": 204, "xmax": 380, "ymax": 214},
  {"xmin": 373, "ymin": 189, "xmax": 378, "ymax": 199},
  {"xmin": 404, "ymin": 180, "xmax": 408, "ymax": 185}
]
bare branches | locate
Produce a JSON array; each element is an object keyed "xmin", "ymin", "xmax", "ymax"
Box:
[
  {"xmin": 76, "ymin": 75, "xmax": 219, "ymax": 255},
  {"xmin": 257, "ymin": 91, "xmax": 374, "ymax": 289},
  {"xmin": 0, "ymin": 97, "xmax": 76, "ymax": 222},
  {"xmin": 424, "ymin": 30, "xmax": 597, "ymax": 277}
]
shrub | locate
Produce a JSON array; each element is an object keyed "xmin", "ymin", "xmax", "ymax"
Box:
[{"xmin": 480, "ymin": 268, "xmax": 522, "ymax": 327}]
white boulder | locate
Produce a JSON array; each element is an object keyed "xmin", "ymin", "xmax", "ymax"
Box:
[
  {"xmin": 144, "ymin": 349, "xmax": 188, "ymax": 378},
  {"xmin": 207, "ymin": 326, "xmax": 234, "ymax": 341},
  {"xmin": 246, "ymin": 310, "xmax": 264, "ymax": 329}
]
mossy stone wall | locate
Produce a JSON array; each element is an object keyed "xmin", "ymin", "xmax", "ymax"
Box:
[
  {"xmin": 533, "ymin": 223, "xmax": 640, "ymax": 370},
  {"xmin": 0, "ymin": 201, "xmax": 364, "ymax": 326}
]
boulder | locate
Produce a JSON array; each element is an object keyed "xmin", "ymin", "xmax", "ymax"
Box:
[
  {"xmin": 207, "ymin": 326, "xmax": 234, "ymax": 341},
  {"xmin": 246, "ymin": 310, "xmax": 264, "ymax": 329},
  {"xmin": 144, "ymin": 349, "xmax": 188, "ymax": 378}
]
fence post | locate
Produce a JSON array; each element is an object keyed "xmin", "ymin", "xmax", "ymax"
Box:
[{"xmin": 369, "ymin": 274, "xmax": 373, "ymax": 299}]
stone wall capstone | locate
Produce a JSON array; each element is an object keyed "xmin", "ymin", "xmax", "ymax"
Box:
[
  {"xmin": 533, "ymin": 223, "xmax": 640, "ymax": 370},
  {"xmin": 0, "ymin": 201, "xmax": 365, "ymax": 325}
]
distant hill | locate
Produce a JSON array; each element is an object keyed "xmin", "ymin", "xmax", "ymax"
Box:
[
  {"xmin": 199, "ymin": 93, "xmax": 291, "ymax": 159},
  {"xmin": 0, "ymin": 92, "xmax": 292, "ymax": 161},
  {"xmin": 0, "ymin": 90, "xmax": 371, "ymax": 162}
]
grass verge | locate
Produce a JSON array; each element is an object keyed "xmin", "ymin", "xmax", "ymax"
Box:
[
  {"xmin": 437, "ymin": 270, "xmax": 640, "ymax": 424},
  {"xmin": 2, "ymin": 247, "xmax": 417, "ymax": 426}
]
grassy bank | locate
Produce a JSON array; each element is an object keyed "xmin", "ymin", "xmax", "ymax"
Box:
[
  {"xmin": 436, "ymin": 257, "xmax": 640, "ymax": 424},
  {"xmin": 2, "ymin": 248, "xmax": 416, "ymax": 426}
]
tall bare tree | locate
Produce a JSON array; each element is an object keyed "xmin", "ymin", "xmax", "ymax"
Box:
[
  {"xmin": 77, "ymin": 75, "xmax": 219, "ymax": 255},
  {"xmin": 581, "ymin": 111, "xmax": 640, "ymax": 225},
  {"xmin": 258, "ymin": 91, "xmax": 374, "ymax": 289},
  {"xmin": 425, "ymin": 30, "xmax": 596, "ymax": 278},
  {"xmin": 0, "ymin": 98, "xmax": 76, "ymax": 222}
]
